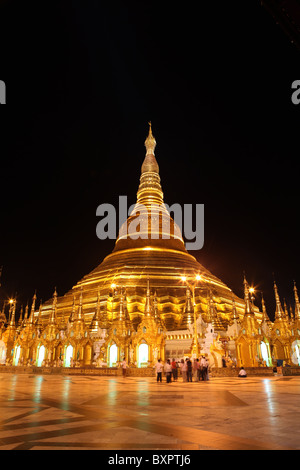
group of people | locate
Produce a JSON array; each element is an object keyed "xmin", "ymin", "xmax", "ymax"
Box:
[
  {"xmin": 121, "ymin": 357, "xmax": 248, "ymax": 381},
  {"xmin": 155, "ymin": 357, "xmax": 210, "ymax": 383}
]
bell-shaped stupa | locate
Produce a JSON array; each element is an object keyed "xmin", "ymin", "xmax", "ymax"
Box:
[{"xmin": 40, "ymin": 124, "xmax": 253, "ymax": 331}]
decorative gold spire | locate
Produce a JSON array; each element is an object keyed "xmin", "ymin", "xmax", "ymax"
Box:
[
  {"xmin": 141, "ymin": 122, "xmax": 160, "ymax": 177},
  {"xmin": 144, "ymin": 122, "xmax": 157, "ymax": 156},
  {"xmin": 231, "ymin": 295, "xmax": 239, "ymax": 322},
  {"xmin": 49, "ymin": 288, "xmax": 58, "ymax": 324},
  {"xmin": 144, "ymin": 278, "xmax": 154, "ymax": 318},
  {"xmin": 9, "ymin": 300, "xmax": 16, "ymax": 327},
  {"xmin": 69, "ymin": 294, "xmax": 76, "ymax": 323},
  {"xmin": 207, "ymin": 290, "xmax": 224, "ymax": 330},
  {"xmin": 28, "ymin": 291, "xmax": 37, "ymax": 325},
  {"xmin": 283, "ymin": 299, "xmax": 289, "ymax": 320},
  {"xmin": 23, "ymin": 302, "xmax": 29, "ymax": 326},
  {"xmin": 17, "ymin": 305, "xmax": 23, "ymax": 327},
  {"xmin": 293, "ymin": 281, "xmax": 300, "ymax": 320},
  {"xmin": 76, "ymin": 287, "xmax": 84, "ymax": 321},
  {"xmin": 91, "ymin": 290, "xmax": 101, "ymax": 327},
  {"xmin": 261, "ymin": 293, "xmax": 270, "ymax": 324},
  {"xmin": 35, "ymin": 300, "xmax": 43, "ymax": 330},
  {"xmin": 118, "ymin": 289, "xmax": 126, "ymax": 322},
  {"xmin": 112, "ymin": 123, "xmax": 189, "ymax": 255},
  {"xmin": 274, "ymin": 280, "xmax": 284, "ymax": 320},
  {"xmin": 0, "ymin": 302, "xmax": 6, "ymax": 325},
  {"xmin": 182, "ymin": 286, "xmax": 194, "ymax": 327},
  {"xmin": 289, "ymin": 304, "xmax": 295, "ymax": 321},
  {"xmin": 243, "ymin": 273, "xmax": 253, "ymax": 315}
]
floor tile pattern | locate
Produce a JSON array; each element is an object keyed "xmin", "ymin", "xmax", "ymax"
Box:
[{"xmin": 0, "ymin": 373, "xmax": 299, "ymax": 450}]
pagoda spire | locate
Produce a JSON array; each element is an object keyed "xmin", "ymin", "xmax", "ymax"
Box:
[
  {"xmin": 9, "ymin": 300, "xmax": 16, "ymax": 327},
  {"xmin": 76, "ymin": 287, "xmax": 84, "ymax": 321},
  {"xmin": 49, "ymin": 288, "xmax": 58, "ymax": 324},
  {"xmin": 283, "ymin": 299, "xmax": 289, "ymax": 321},
  {"xmin": 231, "ymin": 295, "xmax": 239, "ymax": 322},
  {"xmin": 289, "ymin": 304, "xmax": 295, "ymax": 321},
  {"xmin": 113, "ymin": 122, "xmax": 186, "ymax": 252},
  {"xmin": 118, "ymin": 289, "xmax": 126, "ymax": 322},
  {"xmin": 261, "ymin": 293, "xmax": 270, "ymax": 323},
  {"xmin": 293, "ymin": 281, "xmax": 300, "ymax": 321},
  {"xmin": 69, "ymin": 294, "xmax": 76, "ymax": 323},
  {"xmin": 90, "ymin": 289, "xmax": 108, "ymax": 331},
  {"xmin": 92, "ymin": 290, "xmax": 102, "ymax": 325},
  {"xmin": 23, "ymin": 302, "xmax": 29, "ymax": 326},
  {"xmin": 243, "ymin": 273, "xmax": 253, "ymax": 315},
  {"xmin": 17, "ymin": 305, "xmax": 23, "ymax": 328},
  {"xmin": 0, "ymin": 302, "xmax": 5, "ymax": 319},
  {"xmin": 207, "ymin": 290, "xmax": 224, "ymax": 330},
  {"xmin": 35, "ymin": 300, "xmax": 43, "ymax": 331},
  {"xmin": 144, "ymin": 121, "xmax": 157, "ymax": 156},
  {"xmin": 144, "ymin": 278, "xmax": 154, "ymax": 318},
  {"xmin": 137, "ymin": 123, "xmax": 163, "ymax": 206},
  {"xmin": 273, "ymin": 280, "xmax": 284, "ymax": 320},
  {"xmin": 28, "ymin": 291, "xmax": 37, "ymax": 325},
  {"xmin": 183, "ymin": 286, "xmax": 194, "ymax": 326}
]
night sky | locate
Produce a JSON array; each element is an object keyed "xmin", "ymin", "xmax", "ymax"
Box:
[{"xmin": 0, "ymin": 1, "xmax": 299, "ymax": 320}]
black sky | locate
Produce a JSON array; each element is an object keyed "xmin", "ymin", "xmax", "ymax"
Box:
[{"xmin": 0, "ymin": 1, "xmax": 299, "ymax": 320}]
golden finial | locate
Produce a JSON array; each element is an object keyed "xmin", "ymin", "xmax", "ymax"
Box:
[
  {"xmin": 144, "ymin": 121, "xmax": 156, "ymax": 156},
  {"xmin": 273, "ymin": 280, "xmax": 284, "ymax": 319}
]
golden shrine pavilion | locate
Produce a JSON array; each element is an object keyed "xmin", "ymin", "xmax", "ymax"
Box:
[{"xmin": 1, "ymin": 125, "xmax": 300, "ymax": 371}]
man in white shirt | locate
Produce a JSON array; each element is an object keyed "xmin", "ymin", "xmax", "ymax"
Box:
[
  {"xmin": 200, "ymin": 356, "xmax": 208, "ymax": 381},
  {"xmin": 164, "ymin": 359, "xmax": 173, "ymax": 383},
  {"xmin": 155, "ymin": 359, "xmax": 164, "ymax": 383}
]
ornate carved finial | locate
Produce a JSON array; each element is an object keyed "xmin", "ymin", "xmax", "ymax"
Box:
[{"xmin": 144, "ymin": 121, "xmax": 156, "ymax": 156}]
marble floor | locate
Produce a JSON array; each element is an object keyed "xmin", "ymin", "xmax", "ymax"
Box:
[{"xmin": 0, "ymin": 373, "xmax": 299, "ymax": 450}]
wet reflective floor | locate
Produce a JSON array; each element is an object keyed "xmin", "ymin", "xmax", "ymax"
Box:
[{"xmin": 0, "ymin": 373, "xmax": 299, "ymax": 450}]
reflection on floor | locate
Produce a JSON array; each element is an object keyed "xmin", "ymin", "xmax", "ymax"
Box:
[{"xmin": 0, "ymin": 373, "xmax": 299, "ymax": 450}]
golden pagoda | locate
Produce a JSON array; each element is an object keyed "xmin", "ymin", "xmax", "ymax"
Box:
[
  {"xmin": 40, "ymin": 127, "xmax": 253, "ymax": 317},
  {"xmin": 8, "ymin": 124, "xmax": 295, "ymax": 371},
  {"xmin": 31, "ymin": 123, "xmax": 265, "ymax": 367}
]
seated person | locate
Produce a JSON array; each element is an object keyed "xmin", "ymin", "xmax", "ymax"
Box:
[{"xmin": 238, "ymin": 367, "xmax": 247, "ymax": 377}]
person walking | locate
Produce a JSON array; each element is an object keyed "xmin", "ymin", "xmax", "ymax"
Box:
[
  {"xmin": 155, "ymin": 359, "xmax": 164, "ymax": 383},
  {"xmin": 193, "ymin": 358, "xmax": 199, "ymax": 382},
  {"xmin": 197, "ymin": 358, "xmax": 201, "ymax": 382},
  {"xmin": 200, "ymin": 356, "xmax": 207, "ymax": 381},
  {"xmin": 205, "ymin": 357, "xmax": 210, "ymax": 381},
  {"xmin": 165, "ymin": 359, "xmax": 172, "ymax": 383},
  {"xmin": 187, "ymin": 358, "xmax": 193, "ymax": 382},
  {"xmin": 179, "ymin": 359, "xmax": 186, "ymax": 382},
  {"xmin": 121, "ymin": 358, "xmax": 128, "ymax": 378},
  {"xmin": 171, "ymin": 358, "xmax": 178, "ymax": 381}
]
